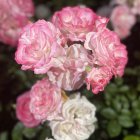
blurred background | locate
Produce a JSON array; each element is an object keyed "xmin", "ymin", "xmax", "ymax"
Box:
[{"xmin": 0, "ymin": 0, "xmax": 140, "ymax": 139}]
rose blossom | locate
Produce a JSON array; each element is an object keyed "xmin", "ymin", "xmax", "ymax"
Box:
[
  {"xmin": 0, "ymin": 13, "xmax": 26, "ymax": 46},
  {"xmin": 85, "ymin": 28, "xmax": 128, "ymax": 77},
  {"xmin": 131, "ymin": 0, "xmax": 140, "ymax": 15},
  {"xmin": 114, "ymin": 44, "xmax": 128, "ymax": 76},
  {"xmin": 49, "ymin": 94, "xmax": 96, "ymax": 140},
  {"xmin": 7, "ymin": 0, "xmax": 34, "ymax": 18},
  {"xmin": 50, "ymin": 120, "xmax": 95, "ymax": 140},
  {"xmin": 52, "ymin": 6, "xmax": 108, "ymax": 41},
  {"xmin": 110, "ymin": 5, "xmax": 136, "ymax": 39},
  {"xmin": 16, "ymin": 91, "xmax": 40, "ymax": 128},
  {"xmin": 47, "ymin": 44, "xmax": 90, "ymax": 91},
  {"xmin": 29, "ymin": 78, "xmax": 63, "ymax": 121},
  {"xmin": 45, "ymin": 138, "xmax": 54, "ymax": 140},
  {"xmin": 62, "ymin": 93, "xmax": 97, "ymax": 125},
  {"xmin": 86, "ymin": 67, "xmax": 113, "ymax": 94},
  {"xmin": 0, "ymin": 0, "xmax": 34, "ymax": 46},
  {"xmin": 15, "ymin": 20, "xmax": 66, "ymax": 74}
]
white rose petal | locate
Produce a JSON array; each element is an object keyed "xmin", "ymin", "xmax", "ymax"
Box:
[{"xmin": 62, "ymin": 93, "xmax": 97, "ymax": 125}]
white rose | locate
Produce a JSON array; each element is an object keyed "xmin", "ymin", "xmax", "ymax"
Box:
[
  {"xmin": 45, "ymin": 138, "xmax": 55, "ymax": 140},
  {"xmin": 62, "ymin": 93, "xmax": 97, "ymax": 125},
  {"xmin": 49, "ymin": 93, "xmax": 97, "ymax": 140},
  {"xmin": 50, "ymin": 120, "xmax": 95, "ymax": 140}
]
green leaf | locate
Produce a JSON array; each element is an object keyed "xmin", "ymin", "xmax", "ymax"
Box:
[
  {"xmin": 118, "ymin": 115, "xmax": 134, "ymax": 128},
  {"xmin": 119, "ymin": 85, "xmax": 129, "ymax": 93},
  {"xmin": 127, "ymin": 91, "xmax": 137, "ymax": 101},
  {"xmin": 115, "ymin": 77, "xmax": 123, "ymax": 86},
  {"xmin": 101, "ymin": 108, "xmax": 117, "ymax": 119},
  {"xmin": 23, "ymin": 127, "xmax": 40, "ymax": 139},
  {"xmin": 0, "ymin": 132, "xmax": 8, "ymax": 140},
  {"xmin": 123, "ymin": 135, "xmax": 140, "ymax": 140},
  {"xmin": 105, "ymin": 84, "xmax": 117, "ymax": 94},
  {"xmin": 38, "ymin": 126, "xmax": 51, "ymax": 140},
  {"xmin": 12, "ymin": 122, "xmax": 24, "ymax": 140},
  {"xmin": 133, "ymin": 109, "xmax": 140, "ymax": 120},
  {"xmin": 112, "ymin": 99, "xmax": 122, "ymax": 112},
  {"xmin": 107, "ymin": 120, "xmax": 122, "ymax": 138},
  {"xmin": 121, "ymin": 109, "xmax": 131, "ymax": 116}
]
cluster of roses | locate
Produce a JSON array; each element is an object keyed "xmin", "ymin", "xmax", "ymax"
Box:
[
  {"xmin": 15, "ymin": 6, "xmax": 128, "ymax": 140},
  {"xmin": 0, "ymin": 0, "xmax": 34, "ymax": 46},
  {"xmin": 16, "ymin": 79, "xmax": 97, "ymax": 140},
  {"xmin": 110, "ymin": 0, "xmax": 140, "ymax": 39}
]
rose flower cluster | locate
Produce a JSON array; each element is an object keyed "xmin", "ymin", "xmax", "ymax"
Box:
[
  {"xmin": 15, "ymin": 6, "xmax": 128, "ymax": 140},
  {"xmin": 110, "ymin": 0, "xmax": 140, "ymax": 39},
  {"xmin": 0, "ymin": 0, "xmax": 34, "ymax": 46}
]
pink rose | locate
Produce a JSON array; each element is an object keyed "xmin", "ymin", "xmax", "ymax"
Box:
[
  {"xmin": 131, "ymin": 0, "xmax": 140, "ymax": 15},
  {"xmin": 47, "ymin": 44, "xmax": 90, "ymax": 91},
  {"xmin": 85, "ymin": 28, "xmax": 128, "ymax": 77},
  {"xmin": 112, "ymin": 0, "xmax": 140, "ymax": 15},
  {"xmin": 29, "ymin": 78, "xmax": 63, "ymax": 121},
  {"xmin": 15, "ymin": 20, "xmax": 66, "ymax": 74},
  {"xmin": 48, "ymin": 68, "xmax": 86, "ymax": 91},
  {"xmin": 86, "ymin": 67, "xmax": 112, "ymax": 94},
  {"xmin": 0, "ymin": 0, "xmax": 34, "ymax": 46},
  {"xmin": 111, "ymin": 5, "xmax": 136, "ymax": 39},
  {"xmin": 16, "ymin": 91, "xmax": 40, "ymax": 128},
  {"xmin": 52, "ymin": 6, "xmax": 108, "ymax": 41},
  {"xmin": 7, "ymin": 0, "xmax": 34, "ymax": 18},
  {"xmin": 114, "ymin": 44, "xmax": 128, "ymax": 76},
  {"xmin": 0, "ymin": 15, "xmax": 25, "ymax": 46}
]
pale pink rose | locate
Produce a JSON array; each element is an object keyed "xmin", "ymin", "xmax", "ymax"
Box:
[
  {"xmin": 16, "ymin": 91, "xmax": 40, "ymax": 128},
  {"xmin": 111, "ymin": 5, "xmax": 136, "ymax": 39},
  {"xmin": 0, "ymin": 0, "xmax": 33, "ymax": 46},
  {"xmin": 112, "ymin": 0, "xmax": 140, "ymax": 15},
  {"xmin": 7, "ymin": 0, "xmax": 34, "ymax": 18},
  {"xmin": 0, "ymin": 14, "xmax": 26, "ymax": 46},
  {"xmin": 29, "ymin": 78, "xmax": 63, "ymax": 121},
  {"xmin": 47, "ymin": 44, "xmax": 90, "ymax": 91},
  {"xmin": 131, "ymin": 0, "xmax": 140, "ymax": 15},
  {"xmin": 15, "ymin": 20, "xmax": 66, "ymax": 74},
  {"xmin": 84, "ymin": 28, "xmax": 128, "ymax": 77},
  {"xmin": 52, "ymin": 6, "xmax": 108, "ymax": 41},
  {"xmin": 86, "ymin": 67, "xmax": 112, "ymax": 94},
  {"xmin": 48, "ymin": 68, "xmax": 86, "ymax": 91}
]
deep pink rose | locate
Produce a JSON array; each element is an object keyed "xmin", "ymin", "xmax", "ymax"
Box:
[
  {"xmin": 85, "ymin": 28, "xmax": 128, "ymax": 77},
  {"xmin": 0, "ymin": 0, "xmax": 34, "ymax": 46},
  {"xmin": 47, "ymin": 44, "xmax": 90, "ymax": 91},
  {"xmin": 29, "ymin": 78, "xmax": 63, "ymax": 121},
  {"xmin": 86, "ymin": 67, "xmax": 112, "ymax": 94},
  {"xmin": 15, "ymin": 20, "xmax": 66, "ymax": 74},
  {"xmin": 16, "ymin": 92, "xmax": 40, "ymax": 128},
  {"xmin": 52, "ymin": 6, "xmax": 108, "ymax": 41},
  {"xmin": 111, "ymin": 5, "xmax": 136, "ymax": 39}
]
